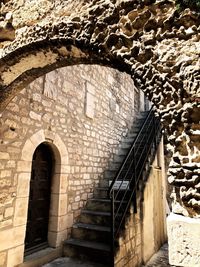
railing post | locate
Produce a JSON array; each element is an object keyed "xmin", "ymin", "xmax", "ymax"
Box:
[
  {"xmin": 111, "ymin": 191, "xmax": 115, "ymax": 267},
  {"xmin": 154, "ymin": 113, "xmax": 157, "ymax": 148},
  {"xmin": 133, "ymin": 146, "xmax": 137, "ymax": 213},
  {"xmin": 108, "ymin": 107, "xmax": 159, "ymax": 266}
]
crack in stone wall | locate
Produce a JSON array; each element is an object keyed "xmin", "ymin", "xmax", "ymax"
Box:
[{"xmin": 0, "ymin": 0, "xmax": 199, "ymax": 217}]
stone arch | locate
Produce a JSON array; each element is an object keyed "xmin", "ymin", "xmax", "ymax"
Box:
[
  {"xmin": 0, "ymin": 0, "xmax": 199, "ymax": 219},
  {"xmin": 14, "ymin": 129, "xmax": 70, "ymax": 263}
]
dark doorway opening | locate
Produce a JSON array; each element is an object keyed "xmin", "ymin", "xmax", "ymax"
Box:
[{"xmin": 25, "ymin": 143, "xmax": 53, "ymax": 256}]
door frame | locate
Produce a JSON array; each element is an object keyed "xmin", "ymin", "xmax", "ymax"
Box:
[
  {"xmin": 13, "ymin": 130, "xmax": 70, "ymax": 264},
  {"xmin": 25, "ymin": 143, "xmax": 54, "ymax": 255}
]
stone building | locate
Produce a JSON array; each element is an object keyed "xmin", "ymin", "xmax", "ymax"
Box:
[
  {"xmin": 0, "ymin": 64, "xmax": 167, "ymax": 266},
  {"xmin": 0, "ymin": 0, "xmax": 199, "ymax": 267}
]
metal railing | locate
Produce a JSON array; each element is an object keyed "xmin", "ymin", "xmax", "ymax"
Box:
[{"xmin": 108, "ymin": 107, "xmax": 161, "ymax": 266}]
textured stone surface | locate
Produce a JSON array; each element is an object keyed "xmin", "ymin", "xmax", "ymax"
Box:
[
  {"xmin": 0, "ymin": 0, "xmax": 199, "ymax": 217},
  {"xmin": 167, "ymin": 213, "xmax": 200, "ymax": 266},
  {"xmin": 0, "ymin": 64, "xmax": 140, "ymax": 262},
  {"xmin": 0, "ymin": 251, "xmax": 7, "ymax": 267},
  {"xmin": 0, "ymin": 64, "xmax": 148, "ymax": 266}
]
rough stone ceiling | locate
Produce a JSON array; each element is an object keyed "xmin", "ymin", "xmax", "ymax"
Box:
[{"xmin": 0, "ymin": 0, "xmax": 199, "ymax": 217}]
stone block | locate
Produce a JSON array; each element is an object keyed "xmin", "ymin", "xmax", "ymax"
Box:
[
  {"xmin": 0, "ymin": 170, "xmax": 11, "ymax": 178},
  {"xmin": 167, "ymin": 213, "xmax": 200, "ymax": 266},
  {"xmin": 17, "ymin": 160, "xmax": 32, "ymax": 172},
  {"xmin": 0, "ymin": 219, "xmax": 13, "ymax": 229},
  {"xmin": 0, "ymin": 152, "xmax": 9, "ymax": 160},
  {"xmin": 44, "ymin": 129, "xmax": 56, "ymax": 141},
  {"xmin": 51, "ymin": 174, "xmax": 68, "ymax": 194},
  {"xmin": 66, "ymin": 213, "xmax": 74, "ymax": 228},
  {"xmin": 0, "ymin": 251, "xmax": 6, "ymax": 266},
  {"xmin": 32, "ymin": 93, "xmax": 41, "ymax": 102},
  {"xmin": 4, "ymin": 207, "xmax": 14, "ymax": 218},
  {"xmin": 49, "ymin": 215, "xmax": 68, "ymax": 232},
  {"xmin": 59, "ymin": 165, "xmax": 70, "ymax": 174},
  {"xmin": 62, "ymin": 80, "xmax": 74, "ymax": 93},
  {"xmin": 29, "ymin": 111, "xmax": 41, "ymax": 121},
  {"xmin": 44, "ymin": 72, "xmax": 58, "ymax": 100},
  {"xmin": 0, "ymin": 225, "xmax": 26, "ymax": 251},
  {"xmin": 85, "ymin": 91, "xmax": 95, "ymax": 119},
  {"xmin": 48, "ymin": 229, "xmax": 68, "ymax": 248},
  {"xmin": 17, "ymin": 173, "xmax": 30, "ymax": 197},
  {"xmin": 7, "ymin": 245, "xmax": 24, "ymax": 267},
  {"xmin": 4, "ymin": 130, "xmax": 18, "ymax": 139},
  {"xmin": 29, "ymin": 129, "xmax": 45, "ymax": 147},
  {"xmin": 50, "ymin": 193, "xmax": 68, "ymax": 216},
  {"xmin": 6, "ymin": 160, "xmax": 16, "ymax": 168},
  {"xmin": 21, "ymin": 139, "xmax": 34, "ymax": 161},
  {"xmin": 0, "ymin": 177, "xmax": 12, "ymax": 187},
  {"xmin": 13, "ymin": 197, "xmax": 28, "ymax": 226},
  {"xmin": 54, "ymin": 139, "xmax": 68, "ymax": 165}
]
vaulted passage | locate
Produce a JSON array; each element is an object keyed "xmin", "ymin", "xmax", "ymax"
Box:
[
  {"xmin": 0, "ymin": 1, "xmax": 199, "ymax": 266},
  {"xmin": 25, "ymin": 143, "xmax": 53, "ymax": 255}
]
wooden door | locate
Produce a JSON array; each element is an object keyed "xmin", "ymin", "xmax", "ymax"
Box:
[{"xmin": 25, "ymin": 143, "xmax": 53, "ymax": 255}]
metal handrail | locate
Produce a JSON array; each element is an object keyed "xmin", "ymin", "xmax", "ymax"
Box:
[
  {"xmin": 109, "ymin": 107, "xmax": 161, "ymax": 267},
  {"xmin": 109, "ymin": 106, "xmax": 154, "ymax": 196}
]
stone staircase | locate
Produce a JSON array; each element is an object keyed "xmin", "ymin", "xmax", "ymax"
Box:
[{"xmin": 63, "ymin": 112, "xmax": 149, "ymax": 266}]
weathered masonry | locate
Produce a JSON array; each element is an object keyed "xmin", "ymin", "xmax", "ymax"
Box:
[
  {"xmin": 0, "ymin": 64, "xmax": 167, "ymax": 266},
  {"xmin": 0, "ymin": 0, "xmax": 199, "ymax": 266}
]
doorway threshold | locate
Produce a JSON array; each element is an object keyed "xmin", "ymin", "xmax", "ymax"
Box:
[{"xmin": 18, "ymin": 247, "xmax": 62, "ymax": 267}]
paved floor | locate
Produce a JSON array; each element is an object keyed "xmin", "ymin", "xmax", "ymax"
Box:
[
  {"xmin": 43, "ymin": 243, "xmax": 174, "ymax": 267},
  {"xmin": 43, "ymin": 258, "xmax": 106, "ymax": 267},
  {"xmin": 143, "ymin": 243, "xmax": 176, "ymax": 267}
]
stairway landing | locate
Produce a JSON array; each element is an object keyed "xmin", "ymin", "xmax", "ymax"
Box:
[
  {"xmin": 142, "ymin": 243, "xmax": 177, "ymax": 267},
  {"xmin": 43, "ymin": 244, "xmax": 177, "ymax": 267}
]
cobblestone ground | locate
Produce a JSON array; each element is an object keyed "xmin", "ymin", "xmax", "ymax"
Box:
[{"xmin": 143, "ymin": 243, "xmax": 176, "ymax": 267}]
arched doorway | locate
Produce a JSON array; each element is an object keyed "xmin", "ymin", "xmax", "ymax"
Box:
[{"xmin": 25, "ymin": 143, "xmax": 54, "ymax": 255}]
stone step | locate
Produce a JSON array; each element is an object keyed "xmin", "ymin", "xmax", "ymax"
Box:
[
  {"xmin": 123, "ymin": 136, "xmax": 136, "ymax": 143},
  {"xmin": 100, "ymin": 174, "xmax": 133, "ymax": 187},
  {"xmin": 104, "ymin": 169, "xmax": 118, "ymax": 179},
  {"xmin": 79, "ymin": 210, "xmax": 111, "ymax": 226},
  {"xmin": 86, "ymin": 198, "xmax": 111, "ymax": 212},
  {"xmin": 127, "ymin": 132, "xmax": 138, "ymax": 139},
  {"xmin": 72, "ymin": 223, "xmax": 110, "ymax": 243},
  {"xmin": 63, "ymin": 239, "xmax": 110, "ymax": 265},
  {"xmin": 108, "ymin": 161, "xmax": 122, "ymax": 171},
  {"xmin": 129, "ymin": 126, "xmax": 143, "ymax": 134},
  {"xmin": 86, "ymin": 198, "xmax": 128, "ymax": 212},
  {"xmin": 103, "ymin": 170, "xmax": 133, "ymax": 183},
  {"xmin": 61, "ymin": 110, "xmax": 153, "ymax": 267},
  {"xmin": 120, "ymin": 139, "xmax": 146, "ymax": 150},
  {"xmin": 113, "ymin": 154, "xmax": 127, "ymax": 163},
  {"xmin": 120, "ymin": 142, "xmax": 132, "ymax": 149},
  {"xmin": 117, "ymin": 145, "xmax": 130, "ymax": 155},
  {"xmin": 94, "ymin": 186, "xmax": 133, "ymax": 202},
  {"xmin": 94, "ymin": 187, "xmax": 109, "ymax": 198}
]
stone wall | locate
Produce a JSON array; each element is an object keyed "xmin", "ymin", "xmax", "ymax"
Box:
[
  {"xmin": 0, "ymin": 64, "xmax": 142, "ymax": 266},
  {"xmin": 0, "ymin": 0, "xmax": 199, "ymax": 221},
  {"xmin": 0, "ymin": 1, "xmax": 199, "ymax": 266}
]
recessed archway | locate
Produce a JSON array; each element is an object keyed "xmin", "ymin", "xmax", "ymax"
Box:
[
  {"xmin": 13, "ymin": 129, "xmax": 69, "ymax": 263},
  {"xmin": 0, "ymin": 1, "xmax": 199, "ymax": 266},
  {"xmin": 25, "ymin": 142, "xmax": 54, "ymax": 255},
  {"xmin": 0, "ymin": 1, "xmax": 199, "ymax": 218}
]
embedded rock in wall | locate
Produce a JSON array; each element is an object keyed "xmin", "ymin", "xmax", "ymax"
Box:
[{"xmin": 0, "ymin": 0, "xmax": 199, "ymax": 217}]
